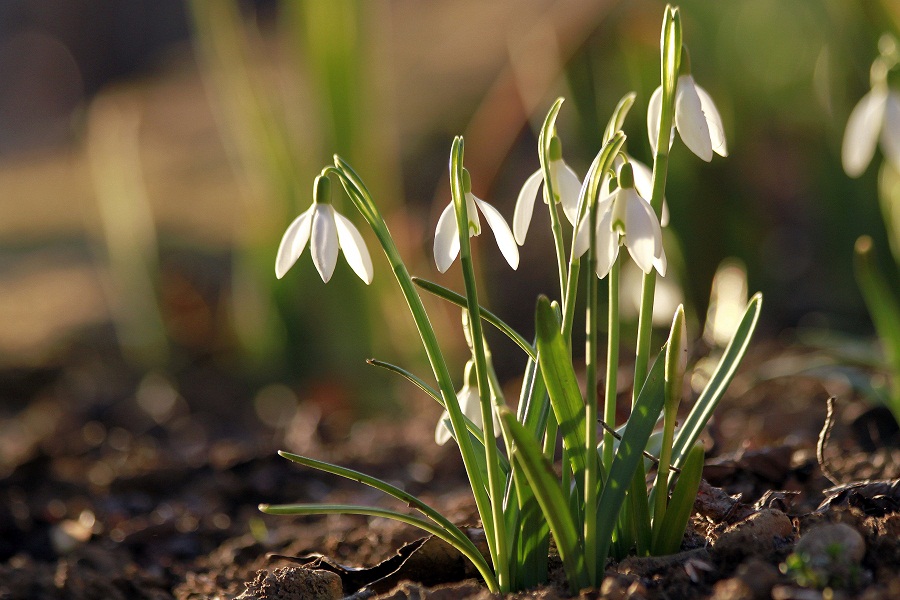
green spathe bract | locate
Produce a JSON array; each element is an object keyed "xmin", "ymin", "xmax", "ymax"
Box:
[{"xmin": 262, "ymin": 3, "xmax": 762, "ymax": 594}]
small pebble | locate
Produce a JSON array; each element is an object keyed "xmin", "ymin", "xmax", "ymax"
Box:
[{"xmin": 795, "ymin": 523, "xmax": 866, "ymax": 565}]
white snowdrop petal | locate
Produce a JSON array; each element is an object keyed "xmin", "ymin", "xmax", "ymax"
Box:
[
  {"xmin": 595, "ymin": 211, "xmax": 620, "ymax": 279},
  {"xmin": 513, "ymin": 169, "xmax": 543, "ymax": 245},
  {"xmin": 629, "ymin": 158, "xmax": 655, "ymax": 201},
  {"xmin": 434, "ymin": 412, "xmax": 452, "ymax": 445},
  {"xmin": 695, "ymin": 82, "xmax": 728, "ymax": 157},
  {"xmin": 275, "ymin": 207, "xmax": 313, "ymax": 279},
  {"xmin": 555, "ymin": 160, "xmax": 583, "ymax": 226},
  {"xmin": 623, "ymin": 190, "xmax": 660, "ymax": 274},
  {"xmin": 842, "ymin": 87, "xmax": 887, "ymax": 178},
  {"xmin": 474, "ymin": 197, "xmax": 520, "ymax": 269},
  {"xmin": 880, "ymin": 91, "xmax": 900, "ymax": 173},
  {"xmin": 675, "ymin": 76, "xmax": 713, "ymax": 162},
  {"xmin": 333, "ymin": 211, "xmax": 374, "ymax": 284},
  {"xmin": 434, "ymin": 202, "xmax": 461, "ymax": 273},
  {"xmin": 647, "ymin": 86, "xmax": 664, "ymax": 156},
  {"xmin": 310, "ymin": 204, "xmax": 339, "ymax": 283},
  {"xmin": 572, "ymin": 216, "xmax": 591, "ymax": 257}
]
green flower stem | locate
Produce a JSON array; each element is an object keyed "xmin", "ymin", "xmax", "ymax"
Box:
[
  {"xmin": 449, "ymin": 138, "xmax": 510, "ymax": 593},
  {"xmin": 584, "ymin": 200, "xmax": 601, "ymax": 585},
  {"xmin": 651, "ymin": 400, "xmax": 677, "ymax": 546},
  {"xmin": 331, "ymin": 157, "xmax": 500, "ymax": 593},
  {"xmin": 633, "ymin": 6, "xmax": 680, "ymax": 404},
  {"xmin": 603, "ymin": 259, "xmax": 621, "ymax": 471},
  {"xmin": 538, "ymin": 99, "xmax": 569, "ymax": 300}
]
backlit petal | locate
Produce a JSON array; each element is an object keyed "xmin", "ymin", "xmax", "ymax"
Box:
[
  {"xmin": 474, "ymin": 197, "xmax": 520, "ymax": 269},
  {"xmin": 513, "ymin": 169, "xmax": 543, "ymax": 245},
  {"xmin": 434, "ymin": 412, "xmax": 452, "ymax": 445},
  {"xmin": 434, "ymin": 202, "xmax": 460, "ymax": 273},
  {"xmin": 623, "ymin": 190, "xmax": 664, "ymax": 275},
  {"xmin": 695, "ymin": 82, "xmax": 728, "ymax": 157},
  {"xmin": 573, "ymin": 193, "xmax": 614, "ymax": 257},
  {"xmin": 310, "ymin": 204, "xmax": 339, "ymax": 282},
  {"xmin": 675, "ymin": 75, "xmax": 713, "ymax": 162},
  {"xmin": 880, "ymin": 91, "xmax": 900, "ymax": 173},
  {"xmin": 333, "ymin": 211, "xmax": 374, "ymax": 284},
  {"xmin": 842, "ymin": 87, "xmax": 887, "ymax": 178},
  {"xmin": 275, "ymin": 205, "xmax": 313, "ymax": 279},
  {"xmin": 554, "ymin": 159, "xmax": 583, "ymax": 225},
  {"xmin": 595, "ymin": 210, "xmax": 620, "ymax": 279},
  {"xmin": 648, "ymin": 86, "xmax": 663, "ymax": 156}
]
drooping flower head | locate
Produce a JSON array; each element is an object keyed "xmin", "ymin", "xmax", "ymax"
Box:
[
  {"xmin": 574, "ymin": 162, "xmax": 666, "ymax": 278},
  {"xmin": 842, "ymin": 37, "xmax": 900, "ymax": 178},
  {"xmin": 433, "ymin": 168, "xmax": 519, "ymax": 273},
  {"xmin": 513, "ymin": 135, "xmax": 583, "ymax": 245},
  {"xmin": 648, "ymin": 48, "xmax": 727, "ymax": 162},
  {"xmin": 276, "ymin": 174, "xmax": 374, "ymax": 284}
]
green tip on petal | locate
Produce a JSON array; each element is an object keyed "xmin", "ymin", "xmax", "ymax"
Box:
[{"xmin": 313, "ymin": 174, "xmax": 331, "ymax": 205}]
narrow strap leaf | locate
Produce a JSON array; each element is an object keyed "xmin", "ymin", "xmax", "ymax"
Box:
[
  {"xmin": 498, "ymin": 409, "xmax": 589, "ymax": 593},
  {"xmin": 595, "ymin": 354, "xmax": 666, "ymax": 567},
  {"xmin": 413, "ymin": 278, "xmax": 536, "ymax": 360},
  {"xmin": 671, "ymin": 293, "xmax": 762, "ymax": 468},
  {"xmin": 259, "ymin": 502, "xmax": 496, "ymax": 590},
  {"xmin": 651, "ymin": 443, "xmax": 704, "ymax": 555},
  {"xmin": 534, "ymin": 296, "xmax": 588, "ymax": 495}
]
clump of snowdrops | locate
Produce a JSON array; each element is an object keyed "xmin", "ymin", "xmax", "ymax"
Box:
[{"xmin": 260, "ymin": 5, "xmax": 762, "ymax": 594}]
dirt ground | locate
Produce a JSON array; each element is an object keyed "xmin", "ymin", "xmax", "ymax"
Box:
[{"xmin": 2, "ymin": 330, "xmax": 900, "ymax": 600}]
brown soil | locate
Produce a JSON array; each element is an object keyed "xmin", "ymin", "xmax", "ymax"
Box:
[{"xmin": 1, "ymin": 335, "xmax": 900, "ymax": 600}]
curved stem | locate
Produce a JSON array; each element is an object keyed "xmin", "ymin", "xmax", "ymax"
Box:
[
  {"xmin": 449, "ymin": 138, "xmax": 509, "ymax": 592},
  {"xmin": 331, "ymin": 157, "xmax": 499, "ymax": 592}
]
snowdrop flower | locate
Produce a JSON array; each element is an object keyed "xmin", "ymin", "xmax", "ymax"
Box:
[
  {"xmin": 275, "ymin": 174, "xmax": 373, "ymax": 284},
  {"xmin": 574, "ymin": 162, "xmax": 666, "ymax": 279},
  {"xmin": 616, "ymin": 155, "xmax": 669, "ymax": 227},
  {"xmin": 513, "ymin": 136, "xmax": 582, "ymax": 244},
  {"xmin": 435, "ymin": 360, "xmax": 499, "ymax": 445},
  {"xmin": 648, "ymin": 62, "xmax": 727, "ymax": 162},
  {"xmin": 433, "ymin": 169, "xmax": 519, "ymax": 273},
  {"xmin": 842, "ymin": 83, "xmax": 900, "ymax": 178}
]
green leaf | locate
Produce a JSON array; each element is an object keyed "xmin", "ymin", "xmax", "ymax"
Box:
[
  {"xmin": 412, "ymin": 278, "xmax": 536, "ymax": 360},
  {"xmin": 855, "ymin": 236, "xmax": 900, "ymax": 421},
  {"xmin": 276, "ymin": 452, "xmax": 476, "ymax": 549},
  {"xmin": 259, "ymin": 502, "xmax": 497, "ymax": 591},
  {"xmin": 498, "ymin": 409, "xmax": 589, "ymax": 593},
  {"xmin": 671, "ymin": 293, "xmax": 762, "ymax": 469},
  {"xmin": 595, "ymin": 354, "xmax": 666, "ymax": 568},
  {"xmin": 534, "ymin": 296, "xmax": 587, "ymax": 497},
  {"xmin": 652, "ymin": 443, "xmax": 704, "ymax": 555}
]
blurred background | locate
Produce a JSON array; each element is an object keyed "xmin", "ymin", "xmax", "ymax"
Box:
[{"xmin": 0, "ymin": 0, "xmax": 898, "ymax": 445}]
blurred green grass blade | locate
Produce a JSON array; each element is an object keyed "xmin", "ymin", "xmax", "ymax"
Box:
[
  {"xmin": 671, "ymin": 293, "xmax": 762, "ymax": 469},
  {"xmin": 595, "ymin": 355, "xmax": 666, "ymax": 567},
  {"xmin": 259, "ymin": 502, "xmax": 496, "ymax": 589},
  {"xmin": 413, "ymin": 278, "xmax": 536, "ymax": 360},
  {"xmin": 499, "ymin": 410, "xmax": 589, "ymax": 593},
  {"xmin": 534, "ymin": 296, "xmax": 587, "ymax": 500},
  {"xmin": 652, "ymin": 444, "xmax": 704, "ymax": 555},
  {"xmin": 855, "ymin": 236, "xmax": 900, "ymax": 420}
]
